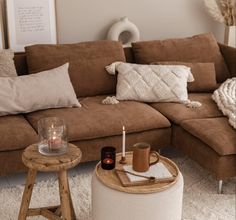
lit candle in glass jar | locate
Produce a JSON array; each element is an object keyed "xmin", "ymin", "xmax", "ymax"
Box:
[
  {"xmin": 38, "ymin": 117, "xmax": 68, "ymax": 156},
  {"xmin": 48, "ymin": 131, "xmax": 62, "ymax": 151}
]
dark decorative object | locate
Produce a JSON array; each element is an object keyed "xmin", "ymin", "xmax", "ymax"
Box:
[{"xmin": 101, "ymin": 146, "xmax": 116, "ymax": 170}]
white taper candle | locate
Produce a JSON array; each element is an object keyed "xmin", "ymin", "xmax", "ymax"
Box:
[{"xmin": 122, "ymin": 126, "xmax": 126, "ymax": 157}]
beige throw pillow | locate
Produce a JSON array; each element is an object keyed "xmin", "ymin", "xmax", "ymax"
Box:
[
  {"xmin": 0, "ymin": 63, "xmax": 81, "ymax": 116},
  {"xmin": 0, "ymin": 49, "xmax": 17, "ymax": 76},
  {"xmin": 106, "ymin": 62, "xmax": 194, "ymax": 103}
]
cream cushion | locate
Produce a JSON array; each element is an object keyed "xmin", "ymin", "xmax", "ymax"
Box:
[
  {"xmin": 0, "ymin": 63, "xmax": 81, "ymax": 116},
  {"xmin": 106, "ymin": 62, "xmax": 194, "ymax": 103},
  {"xmin": 212, "ymin": 77, "xmax": 236, "ymax": 129},
  {"xmin": 0, "ymin": 50, "xmax": 17, "ymax": 77}
]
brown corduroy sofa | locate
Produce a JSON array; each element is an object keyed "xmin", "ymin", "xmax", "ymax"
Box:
[{"xmin": 0, "ymin": 34, "xmax": 235, "ymax": 192}]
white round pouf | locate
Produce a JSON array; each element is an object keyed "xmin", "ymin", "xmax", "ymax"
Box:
[{"xmin": 92, "ymin": 171, "xmax": 184, "ymax": 220}]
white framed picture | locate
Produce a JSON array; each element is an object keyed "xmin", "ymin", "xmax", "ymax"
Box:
[
  {"xmin": 0, "ymin": 0, "xmax": 5, "ymax": 49},
  {"xmin": 6, "ymin": 0, "xmax": 57, "ymax": 52}
]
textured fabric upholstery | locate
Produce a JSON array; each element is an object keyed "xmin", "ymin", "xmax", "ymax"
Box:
[
  {"xmin": 72, "ymin": 128, "xmax": 171, "ymax": 162},
  {"xmin": 132, "ymin": 33, "xmax": 230, "ymax": 83},
  {"xmin": 0, "ymin": 128, "xmax": 171, "ymax": 176},
  {"xmin": 172, "ymin": 125, "xmax": 236, "ymax": 180},
  {"xmin": 13, "ymin": 52, "xmax": 29, "ymax": 75},
  {"xmin": 25, "ymin": 41, "xmax": 126, "ymax": 97},
  {"xmin": 26, "ymin": 96, "xmax": 171, "ymax": 142},
  {"xmin": 152, "ymin": 62, "xmax": 218, "ymax": 92},
  {"xmin": 218, "ymin": 43, "xmax": 236, "ymax": 77},
  {"xmin": 0, "ymin": 115, "xmax": 37, "ymax": 152},
  {"xmin": 13, "ymin": 42, "xmax": 234, "ymax": 78},
  {"xmin": 181, "ymin": 118, "xmax": 236, "ymax": 155},
  {"xmin": 124, "ymin": 47, "xmax": 135, "ymax": 63},
  {"xmin": 150, "ymin": 93, "xmax": 223, "ymax": 124}
]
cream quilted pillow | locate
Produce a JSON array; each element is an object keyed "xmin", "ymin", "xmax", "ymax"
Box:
[{"xmin": 106, "ymin": 62, "xmax": 201, "ymax": 107}]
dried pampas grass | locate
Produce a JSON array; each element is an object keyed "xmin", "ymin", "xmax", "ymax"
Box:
[
  {"xmin": 204, "ymin": 0, "xmax": 225, "ymax": 23},
  {"xmin": 204, "ymin": 0, "xmax": 236, "ymax": 25}
]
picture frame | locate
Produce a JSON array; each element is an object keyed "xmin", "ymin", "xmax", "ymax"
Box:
[
  {"xmin": 6, "ymin": 0, "xmax": 57, "ymax": 52},
  {"xmin": 0, "ymin": 0, "xmax": 5, "ymax": 49}
]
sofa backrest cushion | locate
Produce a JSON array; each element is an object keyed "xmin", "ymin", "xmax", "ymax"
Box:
[
  {"xmin": 132, "ymin": 33, "xmax": 230, "ymax": 83},
  {"xmin": 152, "ymin": 61, "xmax": 218, "ymax": 92},
  {"xmin": 14, "ymin": 52, "xmax": 28, "ymax": 76},
  {"xmin": 25, "ymin": 41, "xmax": 126, "ymax": 97},
  {"xmin": 124, "ymin": 47, "xmax": 135, "ymax": 63}
]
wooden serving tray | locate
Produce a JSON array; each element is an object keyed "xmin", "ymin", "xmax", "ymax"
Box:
[{"xmin": 95, "ymin": 152, "xmax": 179, "ymax": 194}]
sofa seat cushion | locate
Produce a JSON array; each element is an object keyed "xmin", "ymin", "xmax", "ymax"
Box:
[
  {"xmin": 0, "ymin": 115, "xmax": 38, "ymax": 152},
  {"xmin": 150, "ymin": 93, "xmax": 223, "ymax": 124},
  {"xmin": 26, "ymin": 96, "xmax": 171, "ymax": 142},
  {"xmin": 181, "ymin": 118, "xmax": 236, "ymax": 156}
]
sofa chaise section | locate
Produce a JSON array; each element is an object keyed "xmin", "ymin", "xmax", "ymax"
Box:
[
  {"xmin": 173, "ymin": 117, "xmax": 236, "ymax": 181},
  {"xmin": 181, "ymin": 117, "xmax": 236, "ymax": 181},
  {"xmin": 150, "ymin": 93, "xmax": 223, "ymax": 124},
  {"xmin": 149, "ymin": 92, "xmax": 235, "ymax": 183}
]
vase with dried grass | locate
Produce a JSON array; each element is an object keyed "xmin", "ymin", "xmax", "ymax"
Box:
[{"xmin": 204, "ymin": 0, "xmax": 236, "ymax": 47}]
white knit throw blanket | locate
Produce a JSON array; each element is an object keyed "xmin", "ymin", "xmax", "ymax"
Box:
[{"xmin": 212, "ymin": 77, "xmax": 236, "ymax": 129}]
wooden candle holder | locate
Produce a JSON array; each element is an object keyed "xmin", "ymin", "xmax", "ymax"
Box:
[{"xmin": 119, "ymin": 156, "xmax": 127, "ymax": 164}]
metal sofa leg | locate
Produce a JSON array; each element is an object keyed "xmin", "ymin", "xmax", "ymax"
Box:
[{"xmin": 218, "ymin": 180, "xmax": 223, "ymax": 194}]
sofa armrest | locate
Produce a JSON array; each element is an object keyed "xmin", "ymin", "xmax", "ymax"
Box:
[{"xmin": 218, "ymin": 43, "xmax": 236, "ymax": 77}]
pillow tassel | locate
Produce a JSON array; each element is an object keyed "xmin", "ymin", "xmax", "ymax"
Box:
[
  {"xmin": 105, "ymin": 62, "xmax": 122, "ymax": 75},
  {"xmin": 102, "ymin": 96, "xmax": 119, "ymax": 105},
  {"xmin": 182, "ymin": 100, "xmax": 202, "ymax": 108}
]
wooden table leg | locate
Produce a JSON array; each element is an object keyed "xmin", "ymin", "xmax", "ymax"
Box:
[
  {"xmin": 58, "ymin": 170, "xmax": 72, "ymax": 220},
  {"xmin": 18, "ymin": 169, "xmax": 37, "ymax": 220},
  {"xmin": 67, "ymin": 178, "xmax": 76, "ymax": 220}
]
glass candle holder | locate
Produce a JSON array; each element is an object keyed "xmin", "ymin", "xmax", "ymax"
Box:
[
  {"xmin": 101, "ymin": 146, "xmax": 116, "ymax": 170},
  {"xmin": 38, "ymin": 117, "xmax": 67, "ymax": 156}
]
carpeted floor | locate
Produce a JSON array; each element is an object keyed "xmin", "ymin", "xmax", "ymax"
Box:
[{"xmin": 0, "ymin": 153, "xmax": 235, "ymax": 220}]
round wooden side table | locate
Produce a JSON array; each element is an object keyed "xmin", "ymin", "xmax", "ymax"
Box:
[{"xmin": 18, "ymin": 143, "xmax": 82, "ymax": 220}]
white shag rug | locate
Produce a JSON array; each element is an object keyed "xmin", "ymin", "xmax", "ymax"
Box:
[{"xmin": 0, "ymin": 156, "xmax": 235, "ymax": 220}]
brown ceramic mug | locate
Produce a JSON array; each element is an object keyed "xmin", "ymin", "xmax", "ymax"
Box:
[{"xmin": 132, "ymin": 142, "xmax": 159, "ymax": 172}]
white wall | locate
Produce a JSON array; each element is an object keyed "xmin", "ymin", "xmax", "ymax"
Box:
[{"xmin": 55, "ymin": 0, "xmax": 225, "ymax": 44}]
